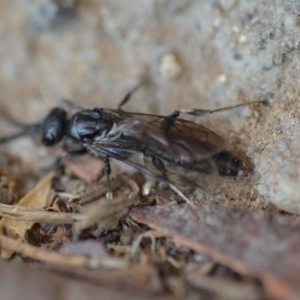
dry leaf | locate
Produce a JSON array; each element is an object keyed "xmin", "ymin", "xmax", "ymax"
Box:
[
  {"xmin": 64, "ymin": 155, "xmax": 104, "ymax": 184},
  {"xmin": 0, "ymin": 172, "xmax": 54, "ymax": 258},
  {"xmin": 75, "ymin": 193, "xmax": 138, "ymax": 238}
]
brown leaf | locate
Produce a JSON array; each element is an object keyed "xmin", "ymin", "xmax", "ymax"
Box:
[
  {"xmin": 0, "ymin": 172, "xmax": 55, "ymax": 258},
  {"xmin": 130, "ymin": 204, "xmax": 300, "ymax": 300},
  {"xmin": 64, "ymin": 155, "xmax": 104, "ymax": 184},
  {"xmin": 75, "ymin": 193, "xmax": 139, "ymax": 237},
  {"xmin": 74, "ymin": 175, "xmax": 140, "ymax": 237}
]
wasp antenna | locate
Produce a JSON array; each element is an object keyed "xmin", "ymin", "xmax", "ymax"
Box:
[
  {"xmin": 117, "ymin": 81, "xmax": 145, "ymax": 111},
  {"xmin": 0, "ymin": 132, "xmax": 26, "ymax": 144},
  {"xmin": 209, "ymin": 99, "xmax": 268, "ymax": 115},
  {"xmin": 0, "ymin": 124, "xmax": 42, "ymax": 144},
  {"xmin": 61, "ymin": 99, "xmax": 82, "ymax": 110}
]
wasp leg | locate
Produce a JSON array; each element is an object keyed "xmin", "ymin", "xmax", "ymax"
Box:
[
  {"xmin": 104, "ymin": 155, "xmax": 113, "ymax": 200},
  {"xmin": 166, "ymin": 100, "xmax": 267, "ymax": 119},
  {"xmin": 150, "ymin": 155, "xmax": 193, "ymax": 204},
  {"xmin": 117, "ymin": 82, "xmax": 144, "ymax": 111},
  {"xmin": 151, "ymin": 155, "xmax": 167, "ymax": 174}
]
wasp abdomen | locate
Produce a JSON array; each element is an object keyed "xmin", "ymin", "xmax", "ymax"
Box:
[{"xmin": 214, "ymin": 150, "xmax": 244, "ymax": 176}]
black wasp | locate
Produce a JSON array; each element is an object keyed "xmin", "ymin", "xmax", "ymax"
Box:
[{"xmin": 0, "ymin": 86, "xmax": 266, "ymax": 196}]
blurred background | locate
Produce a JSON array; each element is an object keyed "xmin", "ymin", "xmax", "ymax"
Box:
[{"xmin": 0, "ymin": 0, "xmax": 299, "ymax": 213}]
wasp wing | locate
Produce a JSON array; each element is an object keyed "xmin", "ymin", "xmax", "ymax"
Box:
[
  {"xmin": 103, "ymin": 110, "xmax": 227, "ymax": 165},
  {"xmin": 106, "ymin": 110, "xmax": 226, "ymax": 146},
  {"xmin": 83, "ymin": 112, "xmax": 225, "ymax": 189},
  {"xmin": 85, "ymin": 138, "xmax": 214, "ymax": 191}
]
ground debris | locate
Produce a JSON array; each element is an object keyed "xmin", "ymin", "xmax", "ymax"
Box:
[
  {"xmin": 0, "ymin": 154, "xmax": 300, "ymax": 299},
  {"xmin": 0, "ymin": 172, "xmax": 54, "ymax": 259},
  {"xmin": 0, "ymin": 259, "xmax": 167, "ymax": 300},
  {"xmin": 63, "ymin": 155, "xmax": 105, "ymax": 184},
  {"xmin": 130, "ymin": 204, "xmax": 300, "ymax": 300}
]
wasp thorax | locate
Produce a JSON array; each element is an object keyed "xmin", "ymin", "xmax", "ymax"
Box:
[{"xmin": 68, "ymin": 109, "xmax": 112, "ymax": 140}]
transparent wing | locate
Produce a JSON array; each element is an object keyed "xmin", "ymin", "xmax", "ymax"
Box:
[
  {"xmin": 83, "ymin": 107, "xmax": 226, "ymax": 189},
  {"xmin": 102, "ymin": 109, "xmax": 227, "ymax": 164},
  {"xmin": 85, "ymin": 139, "xmax": 218, "ymax": 191},
  {"xmin": 106, "ymin": 109, "xmax": 226, "ymax": 146}
]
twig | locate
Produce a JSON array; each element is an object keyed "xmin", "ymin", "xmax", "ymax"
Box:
[{"xmin": 0, "ymin": 234, "xmax": 127, "ymax": 269}]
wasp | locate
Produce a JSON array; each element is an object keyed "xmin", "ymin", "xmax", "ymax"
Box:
[{"xmin": 0, "ymin": 86, "xmax": 266, "ymax": 198}]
